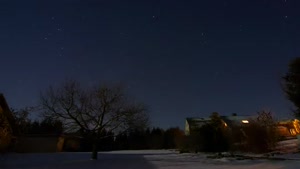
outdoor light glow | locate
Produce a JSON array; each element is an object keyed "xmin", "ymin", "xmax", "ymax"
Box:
[{"xmin": 242, "ymin": 120, "xmax": 249, "ymax": 124}]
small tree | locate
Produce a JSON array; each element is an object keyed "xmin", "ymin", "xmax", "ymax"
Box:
[
  {"xmin": 208, "ymin": 112, "xmax": 230, "ymax": 152},
  {"xmin": 163, "ymin": 127, "xmax": 184, "ymax": 149},
  {"xmin": 11, "ymin": 108, "xmax": 31, "ymax": 136},
  {"xmin": 40, "ymin": 80, "xmax": 149, "ymax": 159},
  {"xmin": 151, "ymin": 128, "xmax": 165, "ymax": 149},
  {"xmin": 243, "ymin": 110, "xmax": 279, "ymax": 153},
  {"xmin": 282, "ymin": 58, "xmax": 300, "ymax": 118}
]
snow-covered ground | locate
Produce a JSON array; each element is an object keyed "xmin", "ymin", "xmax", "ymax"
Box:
[
  {"xmin": 1, "ymin": 149, "xmax": 300, "ymax": 169},
  {"xmin": 276, "ymin": 138, "xmax": 299, "ymax": 153}
]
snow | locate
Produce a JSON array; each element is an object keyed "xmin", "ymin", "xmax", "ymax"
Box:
[
  {"xmin": 1, "ymin": 150, "xmax": 300, "ymax": 169},
  {"xmin": 276, "ymin": 139, "xmax": 299, "ymax": 153}
]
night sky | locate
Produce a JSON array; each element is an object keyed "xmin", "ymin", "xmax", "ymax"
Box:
[{"xmin": 1, "ymin": 0, "xmax": 300, "ymax": 129}]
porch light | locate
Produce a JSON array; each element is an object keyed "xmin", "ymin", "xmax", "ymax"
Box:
[{"xmin": 242, "ymin": 120, "xmax": 249, "ymax": 124}]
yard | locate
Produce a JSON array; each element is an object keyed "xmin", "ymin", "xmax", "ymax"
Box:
[{"xmin": 1, "ymin": 149, "xmax": 300, "ymax": 169}]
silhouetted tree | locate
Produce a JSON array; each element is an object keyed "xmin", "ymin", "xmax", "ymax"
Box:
[
  {"xmin": 39, "ymin": 117, "xmax": 63, "ymax": 135},
  {"xmin": 243, "ymin": 110, "xmax": 279, "ymax": 153},
  {"xmin": 282, "ymin": 58, "xmax": 300, "ymax": 118},
  {"xmin": 29, "ymin": 121, "xmax": 41, "ymax": 134},
  {"xmin": 10, "ymin": 108, "xmax": 31, "ymax": 136},
  {"xmin": 163, "ymin": 127, "xmax": 184, "ymax": 149},
  {"xmin": 209, "ymin": 112, "xmax": 229, "ymax": 152},
  {"xmin": 95, "ymin": 130, "xmax": 114, "ymax": 151},
  {"xmin": 185, "ymin": 112, "xmax": 229, "ymax": 153},
  {"xmin": 149, "ymin": 128, "xmax": 164, "ymax": 149},
  {"xmin": 127, "ymin": 129, "xmax": 148, "ymax": 149},
  {"xmin": 40, "ymin": 79, "xmax": 149, "ymax": 159},
  {"xmin": 114, "ymin": 132, "xmax": 129, "ymax": 150}
]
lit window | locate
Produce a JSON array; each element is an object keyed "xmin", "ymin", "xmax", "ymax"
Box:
[
  {"xmin": 242, "ymin": 120, "xmax": 249, "ymax": 124},
  {"xmin": 290, "ymin": 129, "xmax": 297, "ymax": 136}
]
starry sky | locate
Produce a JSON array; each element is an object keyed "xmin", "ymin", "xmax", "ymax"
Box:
[{"xmin": 0, "ymin": 0, "xmax": 300, "ymax": 129}]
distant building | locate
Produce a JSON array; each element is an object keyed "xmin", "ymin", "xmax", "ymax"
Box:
[
  {"xmin": 277, "ymin": 119, "xmax": 300, "ymax": 137},
  {"xmin": 185, "ymin": 115, "xmax": 255, "ymax": 135},
  {"xmin": 0, "ymin": 93, "xmax": 15, "ymax": 151},
  {"xmin": 0, "ymin": 93, "xmax": 15, "ymax": 128},
  {"xmin": 185, "ymin": 114, "xmax": 300, "ymax": 138}
]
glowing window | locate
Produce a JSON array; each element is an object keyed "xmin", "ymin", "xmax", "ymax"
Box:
[{"xmin": 242, "ymin": 120, "xmax": 249, "ymax": 124}]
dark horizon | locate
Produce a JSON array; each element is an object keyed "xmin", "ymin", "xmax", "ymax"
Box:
[{"xmin": 1, "ymin": 0, "xmax": 299, "ymax": 129}]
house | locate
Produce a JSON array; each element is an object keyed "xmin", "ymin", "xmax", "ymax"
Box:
[
  {"xmin": 185, "ymin": 114, "xmax": 300, "ymax": 139},
  {"xmin": 0, "ymin": 93, "xmax": 15, "ymax": 129},
  {"xmin": 277, "ymin": 119, "xmax": 300, "ymax": 137},
  {"xmin": 185, "ymin": 115, "xmax": 254, "ymax": 135},
  {"xmin": 0, "ymin": 93, "xmax": 15, "ymax": 151},
  {"xmin": 0, "ymin": 93, "xmax": 64, "ymax": 153}
]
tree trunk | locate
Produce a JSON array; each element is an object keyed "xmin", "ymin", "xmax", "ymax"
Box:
[{"xmin": 91, "ymin": 142, "xmax": 98, "ymax": 160}]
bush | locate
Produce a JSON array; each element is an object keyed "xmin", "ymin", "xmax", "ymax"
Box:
[
  {"xmin": 179, "ymin": 125, "xmax": 230, "ymax": 153},
  {"xmin": 235, "ymin": 111, "xmax": 279, "ymax": 153},
  {"xmin": 243, "ymin": 122, "xmax": 270, "ymax": 153},
  {"xmin": 164, "ymin": 127, "xmax": 185, "ymax": 149}
]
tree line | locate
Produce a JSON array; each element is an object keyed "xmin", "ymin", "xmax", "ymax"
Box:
[
  {"xmin": 9, "ymin": 107, "xmax": 185, "ymax": 152},
  {"xmin": 11, "ymin": 109, "xmax": 63, "ymax": 136},
  {"xmin": 62, "ymin": 127, "xmax": 184, "ymax": 152}
]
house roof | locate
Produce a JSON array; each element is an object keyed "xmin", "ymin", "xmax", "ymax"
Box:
[
  {"xmin": 186, "ymin": 115, "xmax": 255, "ymax": 127},
  {"xmin": 186, "ymin": 117, "xmax": 210, "ymax": 126},
  {"xmin": 186, "ymin": 117, "xmax": 211, "ymax": 122},
  {"xmin": 220, "ymin": 115, "xmax": 255, "ymax": 126}
]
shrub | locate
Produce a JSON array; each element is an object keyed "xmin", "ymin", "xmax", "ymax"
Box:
[{"xmin": 242, "ymin": 111, "xmax": 279, "ymax": 153}]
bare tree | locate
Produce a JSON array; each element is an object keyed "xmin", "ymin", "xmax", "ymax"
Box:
[{"xmin": 40, "ymin": 80, "xmax": 149, "ymax": 159}]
